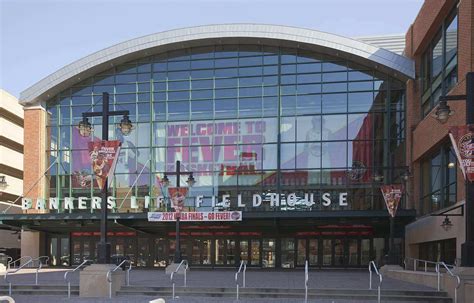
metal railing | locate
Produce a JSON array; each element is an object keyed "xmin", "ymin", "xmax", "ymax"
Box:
[
  {"xmin": 3, "ymin": 258, "xmax": 34, "ymax": 295},
  {"xmin": 64, "ymin": 259, "xmax": 91, "ymax": 298},
  {"xmin": 107, "ymin": 259, "xmax": 132, "ymax": 299},
  {"xmin": 235, "ymin": 260, "xmax": 247, "ymax": 301},
  {"xmin": 405, "ymin": 257, "xmax": 439, "ymax": 272},
  {"xmin": 7, "ymin": 256, "xmax": 32, "ymax": 269},
  {"xmin": 171, "ymin": 260, "xmax": 189, "ymax": 300},
  {"xmin": 369, "ymin": 261, "xmax": 382, "ymax": 303},
  {"xmin": 304, "ymin": 260, "xmax": 309, "ymax": 303},
  {"xmin": 32, "ymin": 256, "xmax": 49, "ymax": 285},
  {"xmin": 436, "ymin": 262, "xmax": 461, "ymax": 303}
]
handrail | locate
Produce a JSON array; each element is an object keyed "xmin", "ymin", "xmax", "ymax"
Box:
[
  {"xmin": 32, "ymin": 256, "xmax": 49, "ymax": 285},
  {"xmin": 171, "ymin": 260, "xmax": 189, "ymax": 300},
  {"xmin": 3, "ymin": 259, "xmax": 34, "ymax": 296},
  {"xmin": 107, "ymin": 259, "xmax": 132, "ymax": 298},
  {"xmin": 7, "ymin": 256, "xmax": 32, "ymax": 269},
  {"xmin": 436, "ymin": 262, "xmax": 461, "ymax": 303},
  {"xmin": 369, "ymin": 261, "xmax": 382, "ymax": 303},
  {"xmin": 235, "ymin": 260, "xmax": 247, "ymax": 301},
  {"xmin": 64, "ymin": 259, "xmax": 91, "ymax": 298},
  {"xmin": 405, "ymin": 257, "xmax": 440, "ymax": 272},
  {"xmin": 304, "ymin": 260, "xmax": 309, "ymax": 303}
]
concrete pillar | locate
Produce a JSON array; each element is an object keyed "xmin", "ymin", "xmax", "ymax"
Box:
[{"xmin": 20, "ymin": 231, "xmax": 43, "ymax": 262}]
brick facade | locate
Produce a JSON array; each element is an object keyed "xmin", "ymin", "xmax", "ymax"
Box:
[
  {"xmin": 23, "ymin": 107, "xmax": 49, "ymax": 213},
  {"xmin": 404, "ymin": 0, "xmax": 474, "ymax": 260}
]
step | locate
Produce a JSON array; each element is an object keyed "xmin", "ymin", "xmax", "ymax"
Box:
[
  {"xmin": 0, "ymin": 289, "xmax": 79, "ymax": 296},
  {"xmin": 116, "ymin": 290, "xmax": 451, "ymax": 302},
  {"xmin": 116, "ymin": 287, "xmax": 451, "ymax": 302},
  {"xmin": 119, "ymin": 286, "xmax": 448, "ymax": 297},
  {"xmin": 0, "ymin": 285, "xmax": 78, "ymax": 290}
]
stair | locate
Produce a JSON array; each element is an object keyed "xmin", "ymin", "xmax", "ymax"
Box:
[
  {"xmin": 0, "ymin": 284, "xmax": 79, "ymax": 296},
  {"xmin": 117, "ymin": 286, "xmax": 452, "ymax": 302},
  {"xmin": 0, "ymin": 284, "xmax": 453, "ymax": 302}
]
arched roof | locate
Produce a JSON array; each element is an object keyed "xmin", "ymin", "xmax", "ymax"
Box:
[{"xmin": 20, "ymin": 24, "xmax": 414, "ymax": 106}]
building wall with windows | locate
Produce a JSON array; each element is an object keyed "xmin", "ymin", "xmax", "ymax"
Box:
[
  {"xmin": 0, "ymin": 89, "xmax": 23, "ymax": 255},
  {"xmin": 7, "ymin": 25, "xmax": 416, "ymax": 268},
  {"xmin": 404, "ymin": 0, "xmax": 474, "ymax": 263}
]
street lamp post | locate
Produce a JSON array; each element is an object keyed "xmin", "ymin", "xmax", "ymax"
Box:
[
  {"xmin": 160, "ymin": 160, "xmax": 195, "ymax": 263},
  {"xmin": 77, "ymin": 92, "xmax": 133, "ymax": 264},
  {"xmin": 433, "ymin": 72, "xmax": 474, "ymax": 267}
]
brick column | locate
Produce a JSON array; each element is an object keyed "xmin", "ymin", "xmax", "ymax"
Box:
[
  {"xmin": 23, "ymin": 104, "xmax": 49, "ymax": 212},
  {"xmin": 21, "ymin": 103, "xmax": 49, "ymax": 259}
]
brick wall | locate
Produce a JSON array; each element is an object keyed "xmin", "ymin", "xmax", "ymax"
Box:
[
  {"xmin": 23, "ymin": 107, "xmax": 48, "ymax": 213},
  {"xmin": 405, "ymin": 0, "xmax": 474, "ymax": 212}
]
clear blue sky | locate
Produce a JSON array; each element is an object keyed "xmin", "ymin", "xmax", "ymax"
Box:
[{"xmin": 0, "ymin": 0, "xmax": 424, "ymax": 98}]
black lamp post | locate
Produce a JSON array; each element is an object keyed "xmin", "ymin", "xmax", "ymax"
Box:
[
  {"xmin": 433, "ymin": 72, "xmax": 474, "ymax": 267},
  {"xmin": 78, "ymin": 92, "xmax": 133, "ymax": 264},
  {"xmin": 160, "ymin": 160, "xmax": 195, "ymax": 263}
]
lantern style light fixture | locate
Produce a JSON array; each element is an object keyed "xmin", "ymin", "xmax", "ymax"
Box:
[
  {"xmin": 78, "ymin": 117, "xmax": 93, "ymax": 137},
  {"xmin": 432, "ymin": 100, "xmax": 454, "ymax": 124},
  {"xmin": 186, "ymin": 172, "xmax": 196, "ymax": 187},
  {"xmin": 118, "ymin": 115, "xmax": 134, "ymax": 136},
  {"xmin": 441, "ymin": 216, "xmax": 453, "ymax": 231},
  {"xmin": 401, "ymin": 168, "xmax": 412, "ymax": 182}
]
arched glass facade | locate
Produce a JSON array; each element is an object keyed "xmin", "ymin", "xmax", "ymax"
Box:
[{"xmin": 46, "ymin": 45, "xmax": 406, "ymax": 213}]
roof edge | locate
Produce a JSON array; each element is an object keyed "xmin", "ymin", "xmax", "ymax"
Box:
[{"xmin": 20, "ymin": 24, "xmax": 414, "ymax": 106}]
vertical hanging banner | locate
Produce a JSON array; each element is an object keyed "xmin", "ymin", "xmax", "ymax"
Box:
[
  {"xmin": 381, "ymin": 185, "xmax": 404, "ymax": 217},
  {"xmin": 168, "ymin": 187, "xmax": 188, "ymax": 212},
  {"xmin": 449, "ymin": 125, "xmax": 474, "ymax": 182},
  {"xmin": 88, "ymin": 140, "xmax": 122, "ymax": 189}
]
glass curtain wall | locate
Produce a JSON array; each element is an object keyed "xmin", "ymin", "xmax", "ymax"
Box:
[{"xmin": 46, "ymin": 45, "xmax": 406, "ymax": 213}]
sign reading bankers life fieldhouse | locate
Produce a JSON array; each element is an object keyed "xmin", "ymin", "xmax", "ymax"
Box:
[{"xmin": 21, "ymin": 191, "xmax": 350, "ymax": 221}]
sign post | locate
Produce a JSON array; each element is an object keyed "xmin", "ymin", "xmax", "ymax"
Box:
[{"xmin": 381, "ymin": 184, "xmax": 404, "ymax": 265}]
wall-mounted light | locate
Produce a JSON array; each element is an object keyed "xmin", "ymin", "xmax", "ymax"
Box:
[
  {"xmin": 432, "ymin": 100, "xmax": 454, "ymax": 124},
  {"xmin": 441, "ymin": 216, "xmax": 453, "ymax": 231},
  {"xmin": 448, "ymin": 162, "xmax": 456, "ymax": 169}
]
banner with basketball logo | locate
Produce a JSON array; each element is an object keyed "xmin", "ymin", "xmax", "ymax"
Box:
[
  {"xmin": 168, "ymin": 187, "xmax": 188, "ymax": 212},
  {"xmin": 449, "ymin": 125, "xmax": 474, "ymax": 182},
  {"xmin": 88, "ymin": 140, "xmax": 122, "ymax": 189},
  {"xmin": 381, "ymin": 184, "xmax": 404, "ymax": 217}
]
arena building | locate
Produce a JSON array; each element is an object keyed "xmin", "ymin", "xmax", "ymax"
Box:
[{"xmin": 1, "ymin": 0, "xmax": 472, "ymax": 270}]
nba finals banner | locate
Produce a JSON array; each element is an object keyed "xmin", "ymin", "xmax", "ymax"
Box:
[
  {"xmin": 449, "ymin": 125, "xmax": 474, "ymax": 182},
  {"xmin": 381, "ymin": 184, "xmax": 404, "ymax": 217},
  {"xmin": 168, "ymin": 187, "xmax": 188, "ymax": 212},
  {"xmin": 88, "ymin": 140, "xmax": 122, "ymax": 189}
]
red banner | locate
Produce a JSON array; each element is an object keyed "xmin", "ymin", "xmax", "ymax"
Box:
[
  {"xmin": 88, "ymin": 140, "xmax": 121, "ymax": 189},
  {"xmin": 449, "ymin": 125, "xmax": 474, "ymax": 182},
  {"xmin": 381, "ymin": 184, "xmax": 404, "ymax": 217},
  {"xmin": 168, "ymin": 187, "xmax": 188, "ymax": 212}
]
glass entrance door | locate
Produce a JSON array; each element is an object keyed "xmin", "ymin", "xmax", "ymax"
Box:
[
  {"xmin": 297, "ymin": 239, "xmax": 307, "ymax": 266},
  {"xmin": 250, "ymin": 239, "xmax": 261, "ymax": 266},
  {"xmin": 154, "ymin": 238, "xmax": 167, "ymax": 267},
  {"xmin": 239, "ymin": 240, "xmax": 249, "ymax": 264},
  {"xmin": 262, "ymin": 239, "xmax": 275, "ymax": 268},
  {"xmin": 322, "ymin": 239, "xmax": 332, "ymax": 266}
]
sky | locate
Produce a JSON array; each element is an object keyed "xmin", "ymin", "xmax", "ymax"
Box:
[{"xmin": 0, "ymin": 0, "xmax": 424, "ymax": 98}]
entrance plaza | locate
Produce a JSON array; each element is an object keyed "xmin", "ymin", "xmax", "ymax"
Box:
[{"xmin": 0, "ymin": 268, "xmax": 445, "ymax": 303}]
